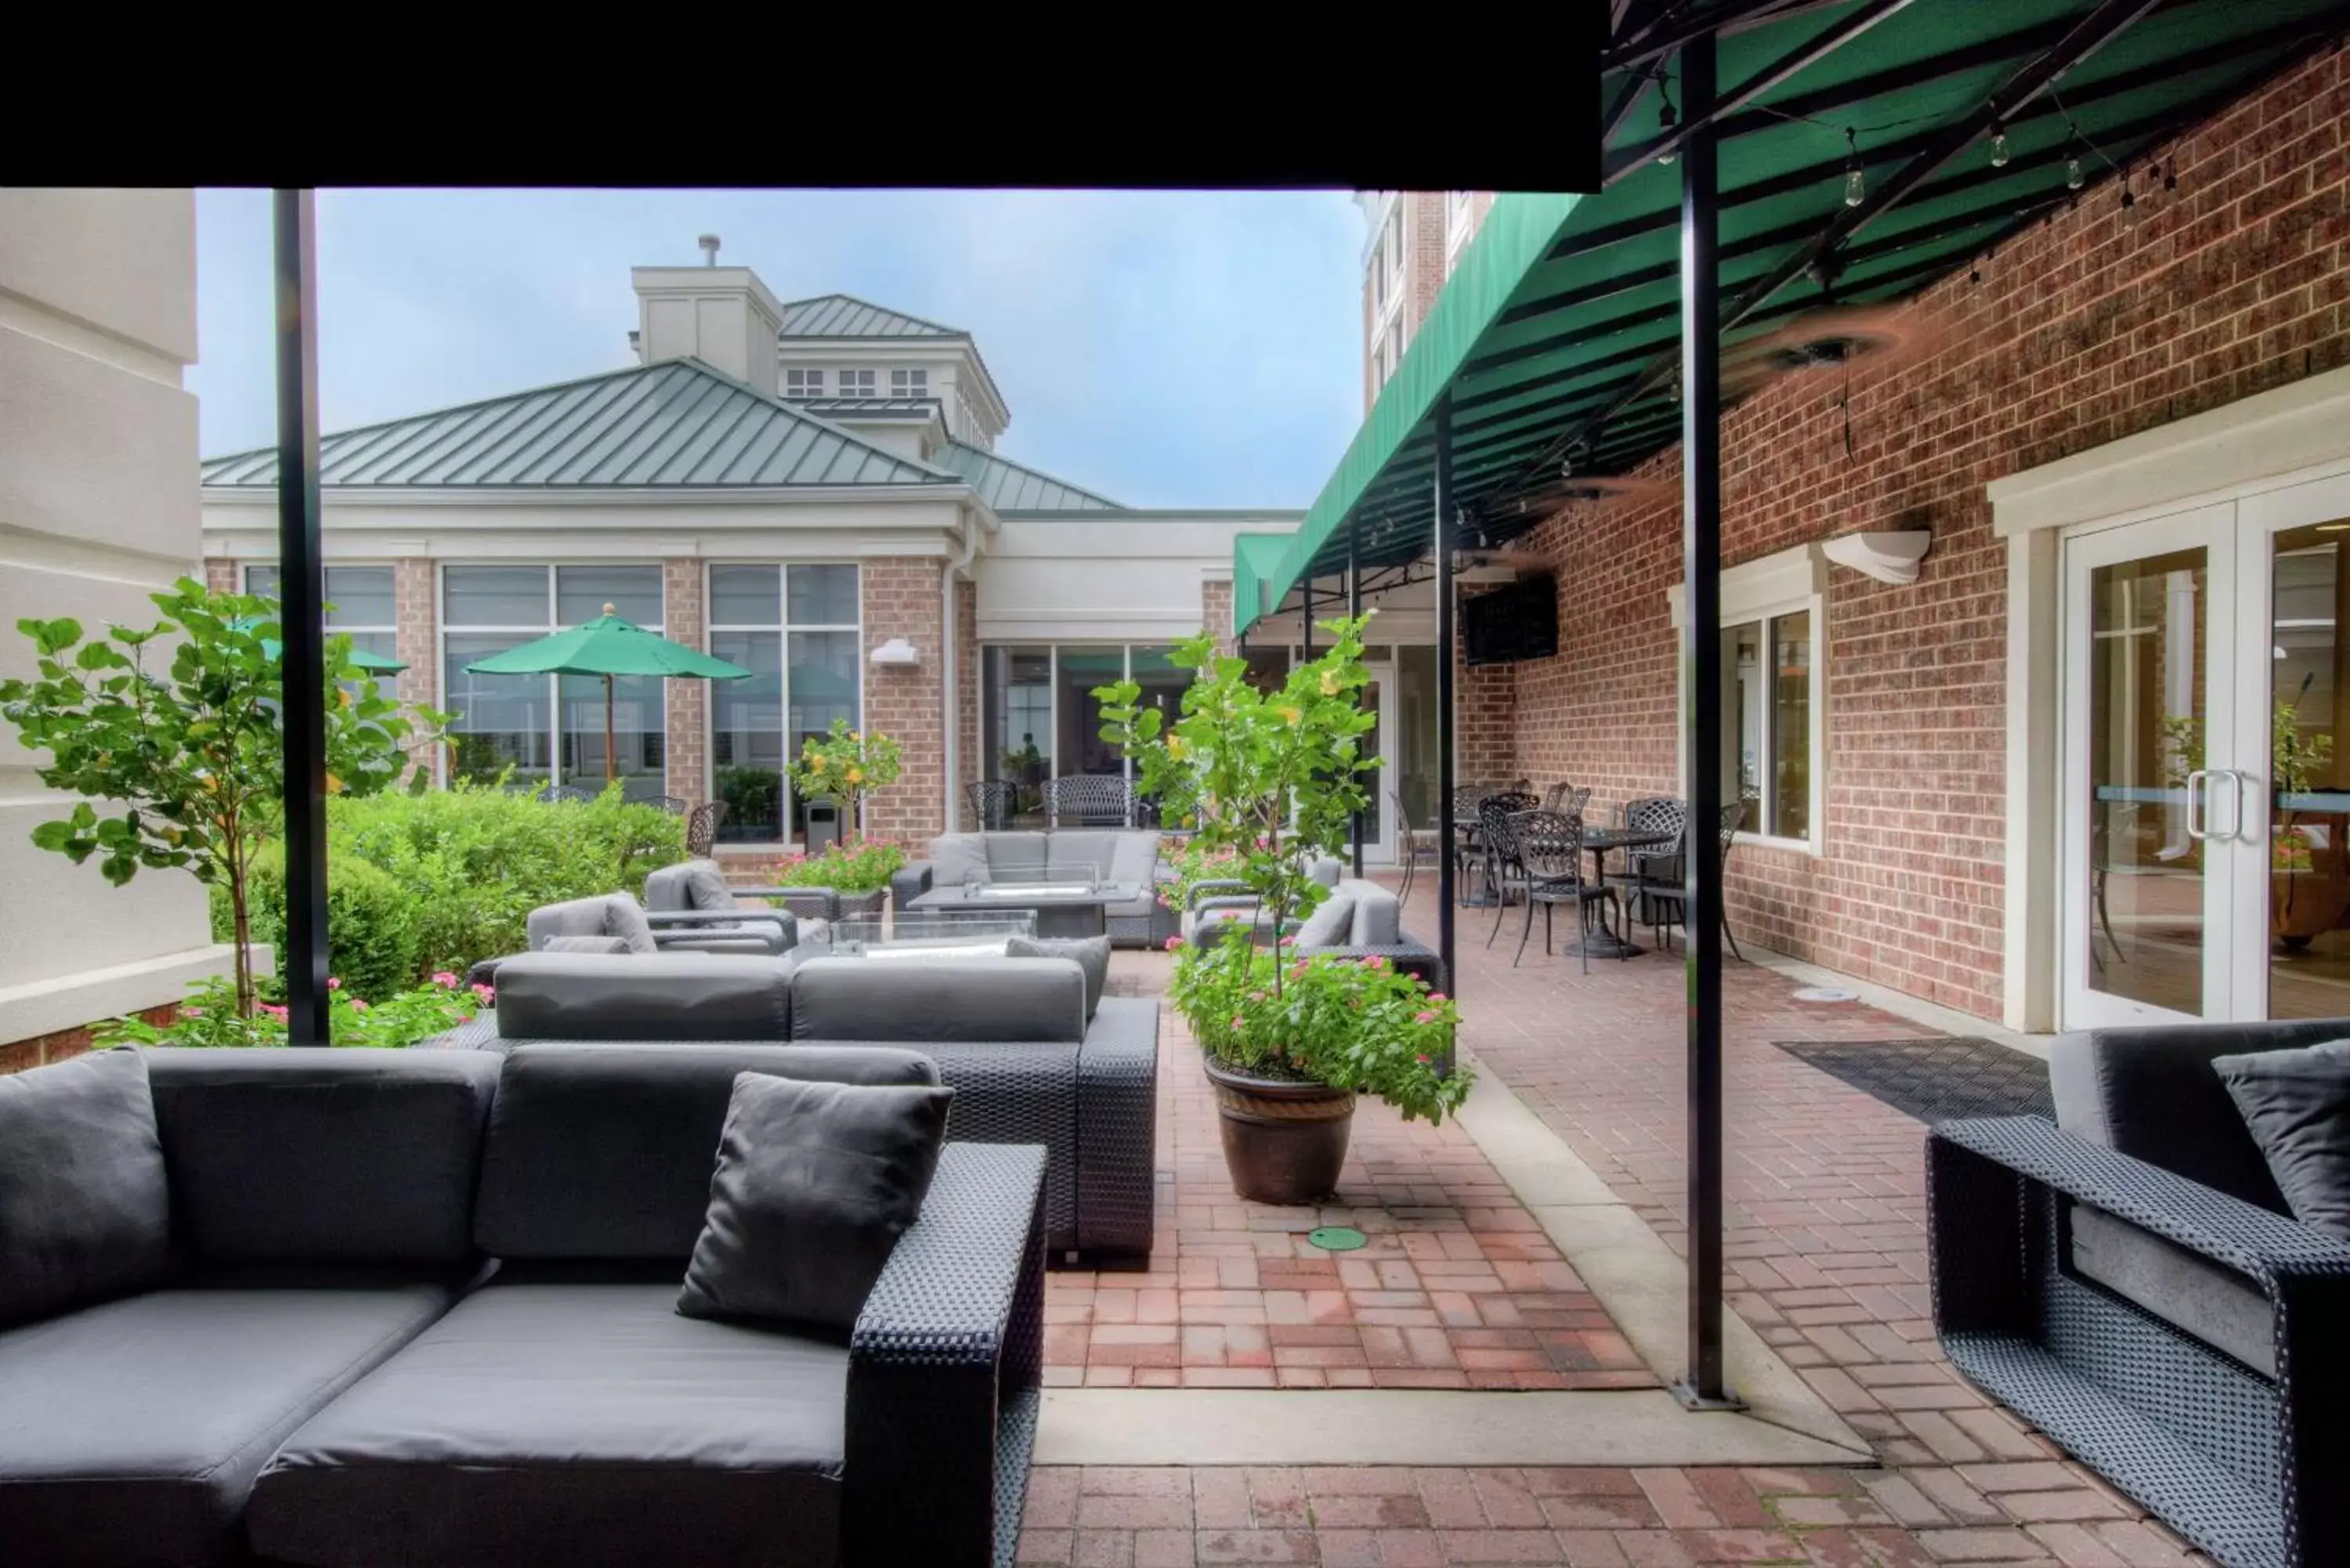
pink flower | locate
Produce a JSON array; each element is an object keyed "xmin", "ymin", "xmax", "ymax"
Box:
[
  {"xmin": 431, "ymin": 970, "xmax": 458, "ymax": 988},
  {"xmin": 1289, "ymin": 961, "xmax": 1308, "ymax": 977},
  {"xmin": 1230, "ymin": 1015, "xmax": 1245, "ymax": 1031},
  {"xmin": 327, "ymin": 977, "xmax": 342, "ymax": 990},
  {"xmin": 1162, "ymin": 935, "xmax": 1184, "ymax": 952},
  {"xmin": 1415, "ymin": 1053, "xmax": 1433, "ymax": 1065},
  {"xmin": 1249, "ymin": 989, "xmax": 1267, "ymax": 1002},
  {"xmin": 1369, "ymin": 956, "xmax": 1390, "ymax": 970},
  {"xmin": 1415, "ymin": 1010, "xmax": 1437, "ymax": 1024},
  {"xmin": 350, "ymin": 999, "xmax": 370, "ymax": 1012},
  {"xmin": 1427, "ymin": 992, "xmax": 1448, "ymax": 1003},
  {"xmin": 1278, "ymin": 934, "xmax": 1299, "ymax": 947},
  {"xmin": 472, "ymin": 982, "xmax": 496, "ymax": 1004},
  {"xmin": 259, "ymin": 1003, "xmax": 288, "ymax": 1021}
]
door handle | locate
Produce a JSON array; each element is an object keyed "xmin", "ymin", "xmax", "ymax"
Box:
[
  {"xmin": 2223, "ymin": 769, "xmax": 2258, "ymax": 844},
  {"xmin": 2186, "ymin": 769, "xmax": 2211, "ymax": 841}
]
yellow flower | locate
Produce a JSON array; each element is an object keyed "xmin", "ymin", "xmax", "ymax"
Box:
[
  {"xmin": 1166, "ymin": 735, "xmax": 1189, "ymax": 759},
  {"xmin": 326, "ymin": 773, "xmax": 345, "ymax": 796},
  {"xmin": 849, "ymin": 730, "xmax": 862, "ymax": 742},
  {"xmin": 846, "ymin": 766, "xmax": 865, "ymax": 784},
  {"xmin": 337, "ymin": 687, "xmax": 352, "ymax": 709},
  {"xmin": 1320, "ymin": 670, "xmax": 1342, "ymax": 695},
  {"xmin": 808, "ymin": 754, "xmax": 828, "ymax": 771},
  {"xmin": 1277, "ymin": 705, "xmax": 1303, "ymax": 727}
]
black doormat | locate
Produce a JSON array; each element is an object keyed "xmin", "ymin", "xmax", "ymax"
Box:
[{"xmin": 1774, "ymin": 1037, "xmax": 2053, "ymax": 1125}]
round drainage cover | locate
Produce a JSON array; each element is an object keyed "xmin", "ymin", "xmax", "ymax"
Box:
[
  {"xmin": 1793, "ymin": 986, "xmax": 1859, "ymax": 1003},
  {"xmin": 1307, "ymin": 1226, "xmax": 1368, "ymax": 1252}
]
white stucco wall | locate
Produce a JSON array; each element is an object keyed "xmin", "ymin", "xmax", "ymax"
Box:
[
  {"xmin": 976, "ymin": 514, "xmax": 1303, "ymax": 642},
  {"xmin": 0, "ymin": 188, "xmax": 236, "ymax": 1046}
]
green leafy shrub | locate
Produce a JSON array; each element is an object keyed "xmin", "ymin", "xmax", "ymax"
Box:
[
  {"xmin": 219, "ymin": 782, "xmax": 687, "ymax": 984},
  {"xmin": 718, "ymin": 766, "xmax": 781, "ymax": 836},
  {"xmin": 226, "ymin": 845, "xmax": 421, "ymax": 1007},
  {"xmin": 97, "ymin": 971, "xmax": 483, "ymax": 1050},
  {"xmin": 764, "ymin": 840, "xmax": 906, "ymax": 894}
]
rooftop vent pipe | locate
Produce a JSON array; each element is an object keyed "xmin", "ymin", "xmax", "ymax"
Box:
[{"xmin": 697, "ymin": 234, "xmax": 721, "ymax": 267}]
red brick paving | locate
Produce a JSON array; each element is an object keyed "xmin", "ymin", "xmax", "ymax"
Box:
[{"xmin": 1030, "ymin": 909, "xmax": 2212, "ymax": 1566}]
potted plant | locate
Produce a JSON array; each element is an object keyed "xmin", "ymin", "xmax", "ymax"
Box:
[
  {"xmin": 786, "ymin": 718, "xmax": 902, "ymax": 845},
  {"xmin": 762, "ymin": 840, "xmax": 908, "ymax": 922},
  {"xmin": 1097, "ymin": 613, "xmax": 1470, "ymax": 1203}
]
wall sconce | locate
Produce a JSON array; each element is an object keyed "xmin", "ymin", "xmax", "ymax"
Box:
[
  {"xmin": 869, "ymin": 637, "xmax": 920, "ymax": 667},
  {"xmin": 1820, "ymin": 529, "xmax": 1931, "ymax": 585}
]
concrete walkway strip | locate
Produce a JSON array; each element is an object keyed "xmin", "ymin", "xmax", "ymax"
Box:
[
  {"xmin": 1033, "ymin": 1389, "xmax": 1868, "ymax": 1468},
  {"xmin": 1451, "ymin": 1054, "xmax": 1874, "ymax": 1458}
]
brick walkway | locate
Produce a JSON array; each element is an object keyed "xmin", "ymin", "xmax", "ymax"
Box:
[{"xmin": 1023, "ymin": 906, "xmax": 2213, "ymax": 1566}]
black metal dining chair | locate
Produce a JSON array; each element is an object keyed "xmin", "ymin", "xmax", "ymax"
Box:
[
  {"xmin": 1392, "ymin": 789, "xmax": 1444, "ymax": 910},
  {"xmin": 647, "ymin": 793, "xmax": 689, "ymax": 816},
  {"xmin": 1541, "ymin": 782, "xmax": 1593, "ymax": 818},
  {"xmin": 1044, "ymin": 774, "xmax": 1133, "ymax": 828},
  {"xmin": 1510, "ymin": 809, "xmax": 1622, "ymax": 974},
  {"xmin": 685, "ymin": 800, "xmax": 728, "ymax": 858},
  {"xmin": 1607, "ymin": 796, "xmax": 1690, "ymax": 948},
  {"xmin": 1477, "ymin": 793, "xmax": 1539, "ymax": 945},
  {"xmin": 967, "ymin": 779, "xmax": 1022, "ymax": 832},
  {"xmin": 542, "ymin": 784, "xmax": 593, "ymax": 804}
]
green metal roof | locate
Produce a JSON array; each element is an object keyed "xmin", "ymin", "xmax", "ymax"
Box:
[
  {"xmin": 201, "ymin": 359, "xmax": 956, "ymax": 490},
  {"xmin": 931, "ymin": 439, "xmax": 1126, "ymax": 513},
  {"xmin": 788, "ymin": 397, "xmax": 943, "ymax": 420},
  {"xmin": 778, "ymin": 294, "xmax": 967, "ymax": 339},
  {"xmin": 1233, "ymin": 533, "xmax": 1293, "ymax": 629},
  {"xmin": 1242, "ymin": 0, "xmax": 2350, "ymax": 630}
]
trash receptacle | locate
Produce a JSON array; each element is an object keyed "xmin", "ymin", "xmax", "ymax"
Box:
[{"xmin": 804, "ymin": 797, "xmax": 841, "ymax": 854}]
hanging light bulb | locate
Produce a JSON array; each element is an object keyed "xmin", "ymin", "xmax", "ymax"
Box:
[
  {"xmin": 1990, "ymin": 128, "xmax": 2009, "ymax": 168},
  {"xmin": 2066, "ymin": 151, "xmax": 2084, "ymax": 190},
  {"xmin": 1843, "ymin": 128, "xmax": 1865, "ymax": 208},
  {"xmin": 2164, "ymin": 160, "xmax": 2177, "ymax": 192},
  {"xmin": 1657, "ymin": 78, "xmax": 1679, "ymax": 165}
]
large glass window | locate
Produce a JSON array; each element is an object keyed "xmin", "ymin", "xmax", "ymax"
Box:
[
  {"xmin": 1719, "ymin": 608, "xmax": 1817, "ymax": 842},
  {"xmin": 1054, "ymin": 649, "xmax": 1127, "ymax": 779},
  {"xmin": 246, "ymin": 563, "xmax": 400, "ymax": 665},
  {"xmin": 440, "ymin": 565, "xmax": 666, "ymax": 800},
  {"xmin": 707, "ymin": 563, "xmax": 861, "ymax": 844},
  {"xmin": 980, "ymin": 645, "xmax": 1230, "ymax": 826}
]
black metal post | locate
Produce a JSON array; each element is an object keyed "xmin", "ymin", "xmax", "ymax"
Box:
[
  {"xmin": 1432, "ymin": 398, "xmax": 1456, "ymax": 995},
  {"xmin": 1348, "ymin": 518, "xmax": 1365, "ymax": 879},
  {"xmin": 1300, "ymin": 581, "xmax": 1316, "ymax": 661},
  {"xmin": 1675, "ymin": 36, "xmax": 1738, "ymax": 1412},
  {"xmin": 274, "ymin": 190, "xmax": 331, "ymax": 1046}
]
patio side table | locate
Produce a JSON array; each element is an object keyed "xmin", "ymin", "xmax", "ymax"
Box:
[{"xmin": 1574, "ymin": 826, "xmax": 1678, "ymax": 958}]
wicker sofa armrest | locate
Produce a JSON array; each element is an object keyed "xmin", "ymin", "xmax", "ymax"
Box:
[
  {"xmin": 1184, "ymin": 879, "xmax": 1256, "ymax": 910},
  {"xmin": 891, "ymin": 861, "xmax": 937, "ymax": 912},
  {"xmin": 845, "ymin": 1142, "xmax": 1046, "ymax": 1568},
  {"xmin": 645, "ymin": 908, "xmax": 797, "ymax": 953},
  {"xmin": 1076, "ymin": 998, "xmax": 1159, "ymax": 1262},
  {"xmin": 1311, "ymin": 941, "xmax": 1446, "ymax": 989}
]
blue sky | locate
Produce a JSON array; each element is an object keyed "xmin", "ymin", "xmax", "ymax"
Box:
[{"xmin": 190, "ymin": 189, "xmax": 1368, "ymax": 511}]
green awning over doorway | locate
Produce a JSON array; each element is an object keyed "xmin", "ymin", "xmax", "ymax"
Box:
[{"xmin": 1237, "ymin": 0, "xmax": 2348, "ymax": 634}]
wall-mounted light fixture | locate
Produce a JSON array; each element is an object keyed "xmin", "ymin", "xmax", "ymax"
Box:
[
  {"xmin": 869, "ymin": 637, "xmax": 920, "ymax": 667},
  {"xmin": 1821, "ymin": 529, "xmax": 1932, "ymax": 585}
]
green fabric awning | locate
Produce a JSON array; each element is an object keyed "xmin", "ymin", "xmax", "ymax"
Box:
[
  {"xmin": 1237, "ymin": 0, "xmax": 2345, "ymax": 633},
  {"xmin": 1232, "ymin": 533, "xmax": 1296, "ymax": 632}
]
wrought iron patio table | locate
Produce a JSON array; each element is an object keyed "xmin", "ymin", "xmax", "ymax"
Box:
[{"xmin": 1574, "ymin": 826, "xmax": 1679, "ymax": 958}]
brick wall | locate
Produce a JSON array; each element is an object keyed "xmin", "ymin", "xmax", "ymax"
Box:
[
  {"xmin": 954, "ymin": 576, "xmax": 978, "ymax": 830},
  {"xmin": 0, "ymin": 1003, "xmax": 174, "ymax": 1076},
  {"xmin": 1507, "ymin": 48, "xmax": 2350, "ymax": 1017},
  {"xmin": 860, "ymin": 557, "xmax": 947, "ymax": 846},
  {"xmin": 1203, "ymin": 579, "xmax": 1235, "ymax": 657},
  {"xmin": 204, "ymin": 558, "xmax": 237, "ymax": 594},
  {"xmin": 662, "ymin": 560, "xmax": 707, "ymax": 804},
  {"xmin": 1455, "ymin": 612, "xmax": 1517, "ymax": 786},
  {"xmin": 1405, "ymin": 191, "xmax": 1448, "ymax": 339}
]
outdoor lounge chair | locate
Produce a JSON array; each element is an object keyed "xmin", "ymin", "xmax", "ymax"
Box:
[{"xmin": 1929, "ymin": 1020, "xmax": 2350, "ymax": 1568}]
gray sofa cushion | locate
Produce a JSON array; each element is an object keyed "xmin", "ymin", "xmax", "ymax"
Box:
[
  {"xmin": 0, "ymin": 1280, "xmax": 457, "ymax": 1568},
  {"xmin": 645, "ymin": 858, "xmax": 735, "ymax": 912},
  {"xmin": 1294, "ymin": 892, "xmax": 1356, "ymax": 948},
  {"xmin": 928, "ymin": 833, "xmax": 992, "ymax": 888},
  {"xmin": 541, "ymin": 934, "xmax": 634, "ymax": 955},
  {"xmin": 147, "ymin": 1049, "xmax": 500, "ymax": 1266},
  {"xmin": 2069, "ymin": 1203, "xmax": 2276, "ymax": 1377},
  {"xmin": 0, "ymin": 1048, "xmax": 171, "ymax": 1329},
  {"xmin": 495, "ymin": 952, "xmax": 795, "ymax": 1042},
  {"xmin": 1047, "ymin": 831, "xmax": 1116, "ymax": 881},
  {"xmin": 474, "ymin": 1043, "xmax": 939, "ymax": 1260},
  {"xmin": 790, "ymin": 956, "xmax": 1086, "ymax": 1044},
  {"xmin": 2044, "ymin": 1021, "xmax": 2350, "ymax": 1212},
  {"xmin": 249, "ymin": 1282, "xmax": 846, "ymax": 1568},
  {"xmin": 1343, "ymin": 879, "xmax": 1403, "ymax": 947},
  {"xmin": 1007, "ymin": 934, "xmax": 1110, "ymax": 1019},
  {"xmin": 2214, "ymin": 1038, "xmax": 2350, "ymax": 1239},
  {"xmin": 527, "ymin": 894, "xmax": 658, "ymax": 955},
  {"xmin": 982, "ymin": 832, "xmax": 1048, "ymax": 878},
  {"xmin": 678, "ymin": 1075, "xmax": 953, "ymax": 1330}
]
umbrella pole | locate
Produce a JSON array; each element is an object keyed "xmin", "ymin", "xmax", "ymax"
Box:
[{"xmin": 604, "ymin": 673, "xmax": 617, "ymax": 788}]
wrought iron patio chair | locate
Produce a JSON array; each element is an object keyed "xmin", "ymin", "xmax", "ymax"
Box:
[
  {"xmin": 1448, "ymin": 784, "xmax": 1493, "ymax": 903},
  {"xmin": 1392, "ymin": 788, "xmax": 1444, "ymax": 909},
  {"xmin": 542, "ymin": 784, "xmax": 594, "ymax": 804},
  {"xmin": 1045, "ymin": 773, "xmax": 1133, "ymax": 828},
  {"xmin": 1607, "ymin": 796, "xmax": 1690, "ymax": 945},
  {"xmin": 1510, "ymin": 808, "xmax": 1622, "ymax": 974},
  {"xmin": 646, "ymin": 793, "xmax": 689, "ymax": 815},
  {"xmin": 685, "ymin": 800, "xmax": 727, "ymax": 858},
  {"xmin": 967, "ymin": 778, "xmax": 1023, "ymax": 832},
  {"xmin": 1477, "ymin": 793, "xmax": 1539, "ymax": 945},
  {"xmin": 1541, "ymin": 782, "xmax": 1593, "ymax": 817}
]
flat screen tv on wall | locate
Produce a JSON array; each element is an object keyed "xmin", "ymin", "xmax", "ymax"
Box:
[{"xmin": 1462, "ymin": 574, "xmax": 1559, "ymax": 667}]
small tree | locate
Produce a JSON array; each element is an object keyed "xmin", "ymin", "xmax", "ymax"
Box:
[
  {"xmin": 0, "ymin": 579, "xmax": 437, "ymax": 1017},
  {"xmin": 1097, "ymin": 613, "xmax": 1379, "ymax": 970},
  {"xmin": 786, "ymin": 718, "xmax": 902, "ymax": 843}
]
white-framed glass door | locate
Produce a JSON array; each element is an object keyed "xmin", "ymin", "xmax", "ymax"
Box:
[
  {"xmin": 2059, "ymin": 471, "xmax": 2350, "ymax": 1028},
  {"xmin": 1357, "ymin": 656, "xmax": 1399, "ymax": 863},
  {"xmin": 2060, "ymin": 504, "xmax": 2239, "ymax": 1028}
]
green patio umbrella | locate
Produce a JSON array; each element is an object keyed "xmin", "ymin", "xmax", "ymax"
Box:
[
  {"xmin": 465, "ymin": 605, "xmax": 751, "ymax": 785},
  {"xmin": 231, "ymin": 619, "xmax": 407, "ymax": 675}
]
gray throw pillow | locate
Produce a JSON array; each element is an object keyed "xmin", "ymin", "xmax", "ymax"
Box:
[
  {"xmin": 1292, "ymin": 892, "xmax": 1356, "ymax": 949},
  {"xmin": 602, "ymin": 895, "xmax": 660, "ymax": 954},
  {"xmin": 678, "ymin": 1073, "xmax": 954, "ymax": 1331},
  {"xmin": 0, "ymin": 1048, "xmax": 173, "ymax": 1328},
  {"xmin": 2214, "ymin": 1039, "xmax": 2350, "ymax": 1239},
  {"xmin": 542, "ymin": 934, "xmax": 634, "ymax": 955},
  {"xmin": 682, "ymin": 859, "xmax": 737, "ymax": 913},
  {"xmin": 1007, "ymin": 934, "xmax": 1112, "ymax": 1020}
]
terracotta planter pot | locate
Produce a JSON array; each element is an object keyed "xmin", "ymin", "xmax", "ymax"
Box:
[{"xmin": 1201, "ymin": 1053, "xmax": 1354, "ymax": 1205}]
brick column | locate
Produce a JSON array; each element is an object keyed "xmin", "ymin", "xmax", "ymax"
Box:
[
  {"xmin": 955, "ymin": 576, "xmax": 978, "ymax": 831},
  {"xmin": 203, "ymin": 558, "xmax": 237, "ymax": 594},
  {"xmin": 860, "ymin": 558, "xmax": 946, "ymax": 847},
  {"xmin": 1203, "ymin": 579, "xmax": 1234, "ymax": 657},
  {"xmin": 663, "ymin": 560, "xmax": 707, "ymax": 804},
  {"xmin": 392, "ymin": 559, "xmax": 439, "ymax": 784}
]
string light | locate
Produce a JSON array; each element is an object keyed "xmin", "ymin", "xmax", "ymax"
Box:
[
  {"xmin": 2066, "ymin": 142, "xmax": 2085, "ymax": 191},
  {"xmin": 1990, "ymin": 127, "xmax": 2009, "ymax": 168},
  {"xmin": 1658, "ymin": 74, "xmax": 1679, "ymax": 166},
  {"xmin": 1843, "ymin": 128, "xmax": 1865, "ymax": 208}
]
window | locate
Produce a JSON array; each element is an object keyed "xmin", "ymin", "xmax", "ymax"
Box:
[
  {"xmin": 784, "ymin": 368, "xmax": 825, "ymax": 399},
  {"xmin": 707, "ymin": 564, "xmax": 861, "ymax": 844},
  {"xmin": 890, "ymin": 368, "xmax": 928, "ymax": 398},
  {"xmin": 837, "ymin": 368, "xmax": 876, "ymax": 397},
  {"xmin": 245, "ymin": 564, "xmax": 400, "ymax": 667},
  {"xmin": 979, "ymin": 645, "xmax": 1188, "ymax": 824},
  {"xmin": 440, "ymin": 565, "xmax": 666, "ymax": 800},
  {"xmin": 1671, "ymin": 544, "xmax": 1824, "ymax": 850}
]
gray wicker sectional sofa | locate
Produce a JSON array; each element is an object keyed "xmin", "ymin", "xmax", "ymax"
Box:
[
  {"xmin": 891, "ymin": 830, "xmax": 1179, "ymax": 947},
  {"xmin": 438, "ymin": 949, "xmax": 1159, "ymax": 1266},
  {"xmin": 1929, "ymin": 1021, "xmax": 2350, "ymax": 1568},
  {"xmin": 0, "ymin": 1044, "xmax": 1044, "ymax": 1568}
]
